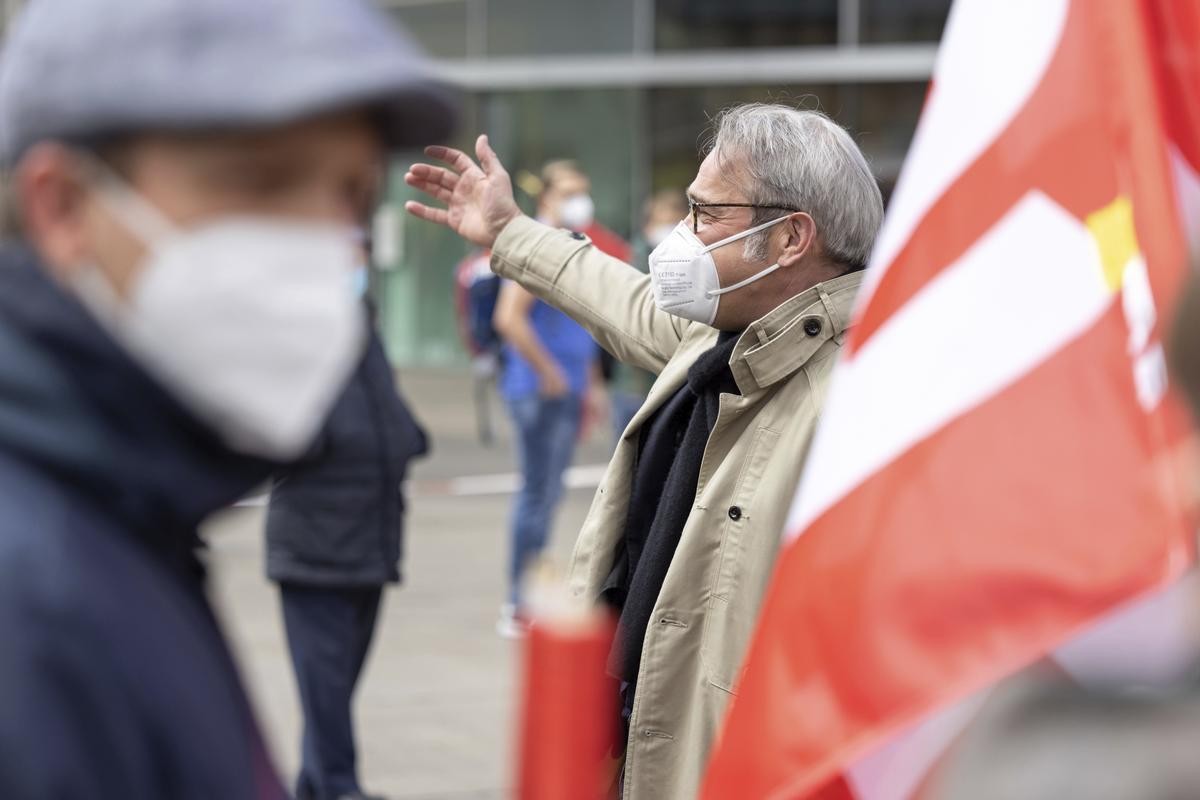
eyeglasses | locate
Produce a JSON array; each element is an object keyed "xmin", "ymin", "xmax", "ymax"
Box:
[{"xmin": 688, "ymin": 201, "xmax": 801, "ymax": 234}]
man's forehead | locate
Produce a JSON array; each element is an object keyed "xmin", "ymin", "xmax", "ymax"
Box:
[{"xmin": 688, "ymin": 149, "xmax": 747, "ymax": 203}]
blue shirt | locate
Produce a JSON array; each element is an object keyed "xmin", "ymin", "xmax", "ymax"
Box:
[{"xmin": 500, "ymin": 295, "xmax": 598, "ymax": 400}]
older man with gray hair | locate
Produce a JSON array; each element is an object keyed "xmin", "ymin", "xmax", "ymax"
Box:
[{"xmin": 407, "ymin": 103, "xmax": 883, "ymax": 799}]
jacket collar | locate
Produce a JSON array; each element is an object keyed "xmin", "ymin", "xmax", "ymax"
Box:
[{"xmin": 729, "ymin": 270, "xmax": 863, "ymax": 395}]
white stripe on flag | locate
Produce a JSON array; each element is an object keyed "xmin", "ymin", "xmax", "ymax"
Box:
[
  {"xmin": 860, "ymin": 0, "xmax": 1068, "ymax": 305},
  {"xmin": 788, "ymin": 191, "xmax": 1113, "ymax": 539}
]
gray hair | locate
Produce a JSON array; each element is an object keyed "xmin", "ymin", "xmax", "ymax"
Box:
[{"xmin": 705, "ymin": 103, "xmax": 884, "ymax": 271}]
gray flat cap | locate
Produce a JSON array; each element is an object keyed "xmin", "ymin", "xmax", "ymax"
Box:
[{"xmin": 0, "ymin": 0, "xmax": 457, "ymax": 162}]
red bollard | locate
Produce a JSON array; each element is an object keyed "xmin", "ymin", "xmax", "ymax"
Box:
[{"xmin": 516, "ymin": 594, "xmax": 617, "ymax": 800}]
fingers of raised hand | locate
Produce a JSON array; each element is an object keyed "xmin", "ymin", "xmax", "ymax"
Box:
[
  {"xmin": 404, "ymin": 170, "xmax": 455, "ymax": 203},
  {"xmin": 424, "ymin": 145, "xmax": 479, "ymax": 176},
  {"xmin": 475, "ymin": 134, "xmax": 504, "ymax": 175},
  {"xmin": 403, "ymin": 201, "xmax": 450, "ymax": 226},
  {"xmin": 407, "ymin": 162, "xmax": 460, "ymax": 190}
]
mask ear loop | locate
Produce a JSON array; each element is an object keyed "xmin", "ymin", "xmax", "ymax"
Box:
[
  {"xmin": 699, "ymin": 212, "xmax": 792, "ymax": 255},
  {"xmin": 74, "ymin": 151, "xmax": 179, "ymax": 246},
  {"xmin": 702, "ymin": 213, "xmax": 794, "ymax": 298},
  {"xmin": 707, "ymin": 262, "xmax": 782, "ymax": 297}
]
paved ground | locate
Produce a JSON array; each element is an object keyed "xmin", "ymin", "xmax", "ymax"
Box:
[{"xmin": 205, "ymin": 368, "xmax": 616, "ymax": 800}]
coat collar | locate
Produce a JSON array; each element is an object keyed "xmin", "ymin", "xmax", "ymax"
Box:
[{"xmin": 729, "ymin": 270, "xmax": 863, "ymax": 395}]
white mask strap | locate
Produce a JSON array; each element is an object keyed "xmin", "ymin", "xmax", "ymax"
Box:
[
  {"xmin": 701, "ymin": 213, "xmax": 794, "ymax": 298},
  {"xmin": 707, "ymin": 261, "xmax": 782, "ymax": 297},
  {"xmin": 700, "ymin": 212, "xmax": 792, "ymax": 254},
  {"xmin": 77, "ymin": 152, "xmax": 179, "ymax": 245}
]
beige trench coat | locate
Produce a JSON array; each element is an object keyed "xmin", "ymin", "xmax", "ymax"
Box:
[{"xmin": 492, "ymin": 217, "xmax": 862, "ymax": 799}]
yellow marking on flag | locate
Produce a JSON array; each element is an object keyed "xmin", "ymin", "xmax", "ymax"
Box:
[{"xmin": 1086, "ymin": 196, "xmax": 1138, "ymax": 292}]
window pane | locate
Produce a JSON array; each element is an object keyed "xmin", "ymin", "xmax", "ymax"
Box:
[
  {"xmin": 851, "ymin": 82, "xmax": 928, "ymax": 197},
  {"xmin": 380, "ymin": 97, "xmax": 484, "ymax": 366},
  {"xmin": 386, "ymin": 0, "xmax": 469, "ymax": 59},
  {"xmin": 861, "ymin": 0, "xmax": 952, "ymax": 43},
  {"xmin": 484, "ymin": 89, "xmax": 638, "ymax": 238},
  {"xmin": 380, "ymin": 90, "xmax": 639, "ymax": 366},
  {"xmin": 486, "ymin": 0, "xmax": 635, "ymax": 56},
  {"xmin": 655, "ymin": 0, "xmax": 838, "ymax": 50}
]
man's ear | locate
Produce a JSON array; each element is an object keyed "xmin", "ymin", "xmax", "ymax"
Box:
[
  {"xmin": 777, "ymin": 211, "xmax": 816, "ymax": 268},
  {"xmin": 16, "ymin": 143, "xmax": 93, "ymax": 276}
]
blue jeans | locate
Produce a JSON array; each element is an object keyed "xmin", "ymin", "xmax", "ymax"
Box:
[{"xmin": 506, "ymin": 392, "xmax": 583, "ymax": 606}]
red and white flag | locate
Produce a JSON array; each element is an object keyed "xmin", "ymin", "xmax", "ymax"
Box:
[{"xmin": 702, "ymin": 1, "xmax": 1200, "ymax": 798}]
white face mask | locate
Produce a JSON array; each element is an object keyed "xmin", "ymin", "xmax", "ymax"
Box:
[
  {"xmin": 558, "ymin": 193, "xmax": 595, "ymax": 230},
  {"xmin": 647, "ymin": 215, "xmax": 791, "ymax": 325},
  {"xmin": 74, "ymin": 166, "xmax": 366, "ymax": 460}
]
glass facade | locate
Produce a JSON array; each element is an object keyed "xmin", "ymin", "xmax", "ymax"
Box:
[
  {"xmin": 655, "ymin": 0, "xmax": 838, "ymax": 50},
  {"xmin": 379, "ymin": 0, "xmax": 944, "ymax": 366},
  {"xmin": 861, "ymin": 0, "xmax": 952, "ymax": 43},
  {"xmin": 385, "ymin": 1, "xmax": 470, "ymax": 58},
  {"xmin": 486, "ymin": 0, "xmax": 637, "ymax": 56}
]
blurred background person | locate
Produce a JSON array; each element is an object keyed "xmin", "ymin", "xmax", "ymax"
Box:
[
  {"xmin": 609, "ymin": 189, "xmax": 688, "ymax": 440},
  {"xmin": 454, "ymin": 246, "xmax": 504, "ymax": 445},
  {"xmin": 0, "ymin": 0, "xmax": 452, "ymax": 797},
  {"xmin": 266, "ymin": 267, "xmax": 429, "ymax": 800},
  {"xmin": 492, "ymin": 159, "xmax": 628, "ymax": 637}
]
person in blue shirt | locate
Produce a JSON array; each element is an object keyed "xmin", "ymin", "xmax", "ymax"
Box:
[{"xmin": 492, "ymin": 160, "xmax": 615, "ymax": 637}]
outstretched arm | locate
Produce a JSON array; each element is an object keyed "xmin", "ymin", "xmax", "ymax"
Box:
[{"xmin": 406, "ymin": 137, "xmax": 687, "ymax": 372}]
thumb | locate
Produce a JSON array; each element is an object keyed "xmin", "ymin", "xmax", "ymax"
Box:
[{"xmin": 476, "ymin": 134, "xmax": 504, "ymax": 175}]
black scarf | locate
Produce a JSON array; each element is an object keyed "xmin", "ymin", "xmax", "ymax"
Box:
[{"xmin": 604, "ymin": 330, "xmax": 742, "ymax": 698}]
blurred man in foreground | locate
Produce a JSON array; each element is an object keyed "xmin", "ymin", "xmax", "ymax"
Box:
[
  {"xmin": 0, "ymin": 1, "xmax": 452, "ymax": 797},
  {"xmin": 407, "ymin": 104, "xmax": 883, "ymax": 798}
]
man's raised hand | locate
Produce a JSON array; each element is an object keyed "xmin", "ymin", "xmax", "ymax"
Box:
[{"xmin": 404, "ymin": 134, "xmax": 522, "ymax": 249}]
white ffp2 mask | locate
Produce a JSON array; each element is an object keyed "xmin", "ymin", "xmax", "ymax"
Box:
[
  {"xmin": 558, "ymin": 193, "xmax": 595, "ymax": 230},
  {"xmin": 647, "ymin": 215, "xmax": 791, "ymax": 325},
  {"xmin": 76, "ymin": 168, "xmax": 366, "ymax": 461}
]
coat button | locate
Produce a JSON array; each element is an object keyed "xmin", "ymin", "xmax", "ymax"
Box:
[
  {"xmin": 728, "ymin": 505, "xmax": 742, "ymax": 521},
  {"xmin": 569, "ymin": 230, "xmax": 587, "ymax": 240},
  {"xmin": 803, "ymin": 317, "xmax": 823, "ymax": 337}
]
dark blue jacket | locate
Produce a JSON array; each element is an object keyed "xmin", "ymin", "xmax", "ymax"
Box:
[
  {"xmin": 0, "ymin": 247, "xmax": 287, "ymax": 800},
  {"xmin": 265, "ymin": 326, "xmax": 427, "ymax": 587}
]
